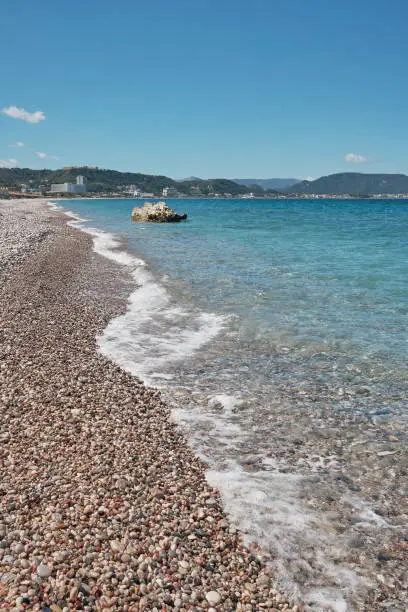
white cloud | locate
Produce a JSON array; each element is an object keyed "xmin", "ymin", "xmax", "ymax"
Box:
[
  {"xmin": 9, "ymin": 141, "xmax": 24, "ymax": 148},
  {"xmin": 304, "ymin": 176, "xmax": 314, "ymax": 181},
  {"xmin": 36, "ymin": 151, "xmax": 59, "ymax": 160},
  {"xmin": 0, "ymin": 158, "xmax": 20, "ymax": 168},
  {"xmin": 2, "ymin": 106, "xmax": 45, "ymax": 123},
  {"xmin": 345, "ymin": 153, "xmax": 368, "ymax": 164}
]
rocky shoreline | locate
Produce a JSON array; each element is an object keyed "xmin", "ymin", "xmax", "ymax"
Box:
[{"xmin": 0, "ymin": 199, "xmax": 295, "ymax": 611}]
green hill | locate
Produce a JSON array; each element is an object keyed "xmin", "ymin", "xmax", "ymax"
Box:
[
  {"xmin": 0, "ymin": 167, "xmax": 250, "ymax": 197},
  {"xmin": 285, "ymin": 173, "xmax": 408, "ymax": 195}
]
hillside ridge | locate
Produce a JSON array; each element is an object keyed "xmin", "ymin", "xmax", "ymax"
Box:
[{"xmin": 285, "ymin": 172, "xmax": 408, "ymax": 195}]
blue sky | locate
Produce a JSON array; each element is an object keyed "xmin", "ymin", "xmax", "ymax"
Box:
[{"xmin": 1, "ymin": 0, "xmax": 407, "ymax": 179}]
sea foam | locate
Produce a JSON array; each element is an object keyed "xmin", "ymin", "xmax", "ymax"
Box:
[{"xmin": 55, "ymin": 205, "xmax": 225, "ymax": 384}]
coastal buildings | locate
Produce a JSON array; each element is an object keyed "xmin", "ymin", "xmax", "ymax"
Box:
[
  {"xmin": 162, "ymin": 186, "xmax": 179, "ymax": 197},
  {"xmin": 190, "ymin": 185, "xmax": 202, "ymax": 196},
  {"xmin": 50, "ymin": 176, "xmax": 88, "ymax": 194},
  {"xmin": 122, "ymin": 185, "xmax": 141, "ymax": 197}
]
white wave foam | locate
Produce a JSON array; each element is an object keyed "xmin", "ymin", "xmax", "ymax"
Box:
[
  {"xmin": 64, "ymin": 210, "xmax": 88, "ymax": 224},
  {"xmin": 101, "ymin": 304, "xmax": 223, "ymax": 384},
  {"xmin": 207, "ymin": 394, "xmax": 242, "ymax": 415},
  {"xmin": 206, "ymin": 461, "xmax": 370, "ymax": 612},
  {"xmin": 171, "ymin": 395, "xmax": 378, "ymax": 610},
  {"xmin": 47, "ymin": 201, "xmax": 63, "ymax": 211},
  {"xmin": 47, "ymin": 201, "xmax": 224, "ymax": 385},
  {"xmin": 342, "ymin": 493, "xmax": 390, "ymax": 528},
  {"xmin": 172, "ymin": 394, "xmax": 246, "ymax": 457}
]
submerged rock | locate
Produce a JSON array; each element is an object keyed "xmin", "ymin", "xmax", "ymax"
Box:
[{"xmin": 131, "ymin": 201, "xmax": 187, "ymax": 223}]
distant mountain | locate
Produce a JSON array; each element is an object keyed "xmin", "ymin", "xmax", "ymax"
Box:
[
  {"xmin": 233, "ymin": 178, "xmax": 300, "ymax": 190},
  {"xmin": 284, "ymin": 173, "xmax": 408, "ymax": 195}
]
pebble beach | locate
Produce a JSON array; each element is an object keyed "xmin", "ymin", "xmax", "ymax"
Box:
[{"xmin": 0, "ymin": 199, "xmax": 296, "ymax": 611}]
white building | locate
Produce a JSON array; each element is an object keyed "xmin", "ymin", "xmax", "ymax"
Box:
[
  {"xmin": 50, "ymin": 175, "xmax": 88, "ymax": 194},
  {"xmin": 162, "ymin": 186, "xmax": 179, "ymax": 197}
]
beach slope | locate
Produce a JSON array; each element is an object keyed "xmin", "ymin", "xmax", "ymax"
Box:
[{"xmin": 0, "ymin": 200, "xmax": 292, "ymax": 610}]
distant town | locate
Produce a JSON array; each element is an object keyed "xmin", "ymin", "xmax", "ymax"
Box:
[{"xmin": 1, "ymin": 167, "xmax": 408, "ymax": 200}]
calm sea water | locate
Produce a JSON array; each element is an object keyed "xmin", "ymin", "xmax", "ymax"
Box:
[{"xmin": 55, "ymin": 198, "xmax": 408, "ymax": 610}]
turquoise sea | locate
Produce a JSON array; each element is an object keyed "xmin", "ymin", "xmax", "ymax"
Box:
[{"xmin": 54, "ymin": 198, "xmax": 408, "ymax": 611}]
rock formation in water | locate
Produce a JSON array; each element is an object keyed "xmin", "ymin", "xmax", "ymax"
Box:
[{"xmin": 131, "ymin": 201, "xmax": 187, "ymax": 223}]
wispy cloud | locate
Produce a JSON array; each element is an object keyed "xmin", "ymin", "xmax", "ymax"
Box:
[
  {"xmin": 2, "ymin": 106, "xmax": 45, "ymax": 123},
  {"xmin": 36, "ymin": 151, "xmax": 59, "ymax": 160},
  {"xmin": 304, "ymin": 176, "xmax": 314, "ymax": 181},
  {"xmin": 0, "ymin": 158, "xmax": 20, "ymax": 168},
  {"xmin": 345, "ymin": 153, "xmax": 369, "ymax": 164},
  {"xmin": 9, "ymin": 141, "xmax": 24, "ymax": 148}
]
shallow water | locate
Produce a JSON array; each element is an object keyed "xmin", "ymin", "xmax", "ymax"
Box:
[{"xmin": 55, "ymin": 198, "xmax": 408, "ymax": 611}]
